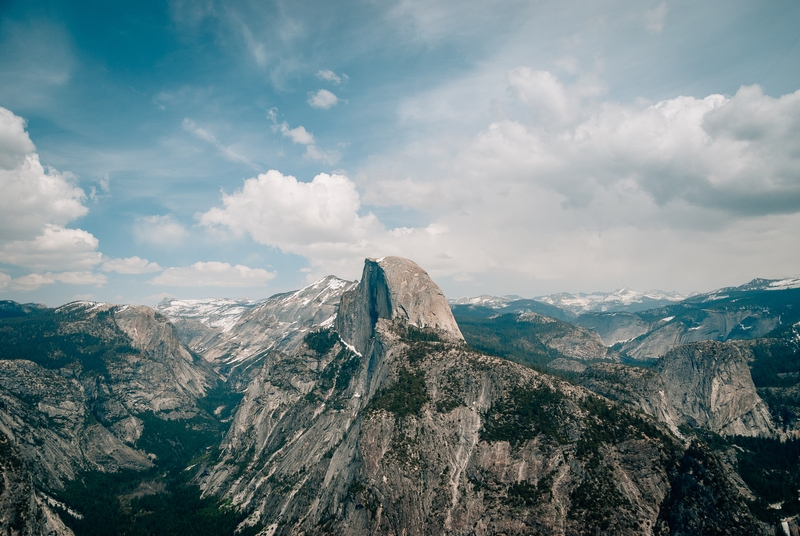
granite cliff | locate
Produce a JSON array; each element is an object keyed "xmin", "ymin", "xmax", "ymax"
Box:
[{"xmin": 196, "ymin": 257, "xmax": 766, "ymax": 535}]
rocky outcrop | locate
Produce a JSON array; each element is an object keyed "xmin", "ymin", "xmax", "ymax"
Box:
[
  {"xmin": 197, "ymin": 257, "xmax": 764, "ymax": 535},
  {"xmin": 516, "ymin": 312, "xmax": 608, "ymax": 361},
  {"xmin": 581, "ymin": 341, "xmax": 775, "ymax": 437},
  {"xmin": 619, "ymin": 309, "xmax": 782, "ymax": 360},
  {"xmin": 112, "ymin": 305, "xmax": 211, "ymax": 416},
  {"xmin": 337, "ymin": 256, "xmax": 463, "ymax": 355},
  {"xmin": 574, "ymin": 311, "xmax": 653, "ymax": 346},
  {"xmin": 0, "ymin": 300, "xmax": 224, "ymax": 531},
  {"xmin": 159, "ymin": 276, "xmax": 356, "ymax": 388}
]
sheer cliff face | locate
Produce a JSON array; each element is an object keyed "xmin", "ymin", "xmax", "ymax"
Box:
[
  {"xmin": 337, "ymin": 256, "xmax": 464, "ymax": 355},
  {"xmin": 0, "ymin": 302, "xmax": 217, "ymax": 489},
  {"xmin": 198, "ymin": 257, "xmax": 764, "ymax": 535},
  {"xmin": 581, "ymin": 341, "xmax": 775, "ymax": 438}
]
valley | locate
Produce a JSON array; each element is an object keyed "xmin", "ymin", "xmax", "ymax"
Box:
[{"xmin": 0, "ymin": 259, "xmax": 799, "ymax": 534}]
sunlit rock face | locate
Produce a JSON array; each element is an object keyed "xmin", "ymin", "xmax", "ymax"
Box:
[
  {"xmin": 197, "ymin": 257, "xmax": 764, "ymax": 536},
  {"xmin": 580, "ymin": 341, "xmax": 775, "ymax": 438},
  {"xmin": 337, "ymin": 256, "xmax": 464, "ymax": 355},
  {"xmin": 158, "ymin": 276, "xmax": 357, "ymax": 388}
]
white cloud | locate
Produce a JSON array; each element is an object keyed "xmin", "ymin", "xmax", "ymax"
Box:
[
  {"xmin": 304, "ymin": 145, "xmax": 340, "ymax": 165},
  {"xmin": 278, "ymin": 122, "xmax": 315, "ymax": 145},
  {"xmin": 316, "ymin": 70, "xmax": 347, "ymax": 85},
  {"xmin": 645, "ymin": 3, "xmax": 667, "ymax": 34},
  {"xmin": 182, "ymin": 118, "xmax": 256, "ymax": 168},
  {"xmin": 200, "ymin": 171, "xmax": 376, "ymax": 247},
  {"xmin": 0, "ymin": 272, "xmax": 9, "ymax": 290},
  {"xmin": 276, "ymin": 122, "xmax": 340, "ymax": 164},
  {"xmin": 10, "ymin": 271, "xmax": 107, "ymax": 292},
  {"xmin": 0, "ymin": 225, "xmax": 102, "ymax": 271},
  {"xmin": 149, "ymin": 262, "xmax": 276, "ymax": 287},
  {"xmin": 0, "ymin": 107, "xmax": 88, "ymax": 241},
  {"xmin": 101, "ymin": 256, "xmax": 162, "ymax": 274},
  {"xmin": 198, "ymin": 170, "xmax": 457, "ymax": 280},
  {"xmin": 134, "ymin": 215, "xmax": 188, "ymax": 246},
  {"xmin": 308, "ymin": 89, "xmax": 339, "ymax": 109},
  {"xmin": 352, "ymin": 70, "xmax": 800, "ymax": 294}
]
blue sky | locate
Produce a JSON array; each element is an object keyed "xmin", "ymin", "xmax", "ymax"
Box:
[{"xmin": 1, "ymin": 0, "xmax": 799, "ymax": 306}]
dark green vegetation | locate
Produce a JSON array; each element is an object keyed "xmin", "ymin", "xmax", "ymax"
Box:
[
  {"xmin": 304, "ymin": 328, "xmax": 339, "ymax": 355},
  {"xmin": 318, "ymin": 346, "xmax": 360, "ymax": 394},
  {"xmin": 0, "ymin": 303, "xmax": 255, "ymax": 535},
  {"xmin": 657, "ymin": 442, "xmax": 764, "ymax": 535},
  {"xmin": 0, "ymin": 307, "xmax": 137, "ymax": 373},
  {"xmin": 729, "ymin": 436, "xmax": 800, "ymax": 522},
  {"xmin": 743, "ymin": 329, "xmax": 800, "ymax": 431},
  {"xmin": 453, "ymin": 313, "xmax": 578, "ymax": 369},
  {"xmin": 369, "ymin": 368, "xmax": 428, "ymax": 418},
  {"xmin": 480, "ymin": 384, "xmax": 566, "ymax": 445},
  {"xmin": 53, "ymin": 412, "xmax": 258, "ymax": 536}
]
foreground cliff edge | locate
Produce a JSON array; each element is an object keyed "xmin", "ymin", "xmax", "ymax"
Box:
[{"xmin": 0, "ymin": 256, "xmax": 796, "ymax": 534}]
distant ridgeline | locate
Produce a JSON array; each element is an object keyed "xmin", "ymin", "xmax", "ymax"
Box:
[{"xmin": 0, "ymin": 269, "xmax": 798, "ymax": 534}]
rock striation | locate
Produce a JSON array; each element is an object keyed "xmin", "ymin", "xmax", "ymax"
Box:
[
  {"xmin": 197, "ymin": 257, "xmax": 766, "ymax": 535},
  {"xmin": 581, "ymin": 341, "xmax": 775, "ymax": 437},
  {"xmin": 337, "ymin": 256, "xmax": 464, "ymax": 355},
  {"xmin": 158, "ymin": 276, "xmax": 356, "ymax": 388}
]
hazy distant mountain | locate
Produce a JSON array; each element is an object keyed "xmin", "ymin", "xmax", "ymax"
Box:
[
  {"xmin": 157, "ymin": 276, "xmax": 356, "ymax": 388},
  {"xmin": 452, "ymin": 288, "xmax": 687, "ymax": 316},
  {"xmin": 535, "ymin": 287, "xmax": 687, "ymax": 314}
]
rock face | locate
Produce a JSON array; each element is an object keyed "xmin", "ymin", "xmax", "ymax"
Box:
[
  {"xmin": 197, "ymin": 257, "xmax": 764, "ymax": 535},
  {"xmin": 574, "ymin": 287, "xmax": 800, "ymax": 359},
  {"xmin": 0, "ymin": 301, "xmax": 219, "ymax": 532},
  {"xmin": 516, "ymin": 312, "xmax": 609, "ymax": 361},
  {"xmin": 337, "ymin": 257, "xmax": 464, "ymax": 355},
  {"xmin": 158, "ymin": 276, "xmax": 356, "ymax": 387},
  {"xmin": 581, "ymin": 341, "xmax": 775, "ymax": 437},
  {"xmin": 619, "ymin": 310, "xmax": 782, "ymax": 361}
]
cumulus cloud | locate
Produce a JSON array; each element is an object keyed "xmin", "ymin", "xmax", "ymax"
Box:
[
  {"xmin": 352, "ymin": 70, "xmax": 800, "ymax": 293},
  {"xmin": 276, "ymin": 122, "xmax": 340, "ymax": 165},
  {"xmin": 10, "ymin": 271, "xmax": 107, "ymax": 291},
  {"xmin": 0, "ymin": 107, "xmax": 88, "ymax": 241},
  {"xmin": 200, "ymin": 171, "xmax": 377, "ymax": 246},
  {"xmin": 149, "ymin": 261, "xmax": 276, "ymax": 287},
  {"xmin": 316, "ymin": 70, "xmax": 347, "ymax": 85},
  {"xmin": 0, "ymin": 273, "xmax": 9, "ymax": 290},
  {"xmin": 134, "ymin": 215, "xmax": 188, "ymax": 246},
  {"xmin": 308, "ymin": 89, "xmax": 339, "ymax": 109},
  {"xmin": 0, "ymin": 225, "xmax": 102, "ymax": 271},
  {"xmin": 278, "ymin": 123, "xmax": 315, "ymax": 145},
  {"xmin": 198, "ymin": 170, "xmax": 456, "ymax": 279},
  {"xmin": 101, "ymin": 256, "xmax": 162, "ymax": 274}
]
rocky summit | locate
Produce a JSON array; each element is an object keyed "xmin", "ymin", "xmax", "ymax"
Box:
[{"xmin": 1, "ymin": 258, "xmax": 799, "ymax": 535}]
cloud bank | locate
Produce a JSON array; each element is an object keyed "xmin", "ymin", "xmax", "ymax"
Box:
[{"xmin": 150, "ymin": 262, "xmax": 276, "ymax": 287}]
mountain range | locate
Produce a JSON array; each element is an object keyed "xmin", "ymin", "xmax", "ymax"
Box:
[{"xmin": 0, "ymin": 260, "xmax": 799, "ymax": 534}]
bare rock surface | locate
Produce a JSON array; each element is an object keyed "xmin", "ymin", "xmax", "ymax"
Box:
[
  {"xmin": 158, "ymin": 276, "xmax": 356, "ymax": 387},
  {"xmin": 197, "ymin": 257, "xmax": 764, "ymax": 535},
  {"xmin": 581, "ymin": 341, "xmax": 775, "ymax": 437},
  {"xmin": 337, "ymin": 256, "xmax": 463, "ymax": 355}
]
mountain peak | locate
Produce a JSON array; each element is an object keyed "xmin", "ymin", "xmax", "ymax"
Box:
[{"xmin": 337, "ymin": 256, "xmax": 463, "ymax": 354}]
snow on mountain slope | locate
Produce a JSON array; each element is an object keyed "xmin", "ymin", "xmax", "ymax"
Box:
[
  {"xmin": 448, "ymin": 294, "xmax": 521, "ymax": 308},
  {"xmin": 156, "ymin": 298, "xmax": 260, "ymax": 333},
  {"xmin": 535, "ymin": 287, "xmax": 687, "ymax": 314},
  {"xmin": 157, "ymin": 276, "xmax": 356, "ymax": 387}
]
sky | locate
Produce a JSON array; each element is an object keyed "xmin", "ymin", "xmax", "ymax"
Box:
[{"xmin": 1, "ymin": 0, "xmax": 799, "ymax": 306}]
